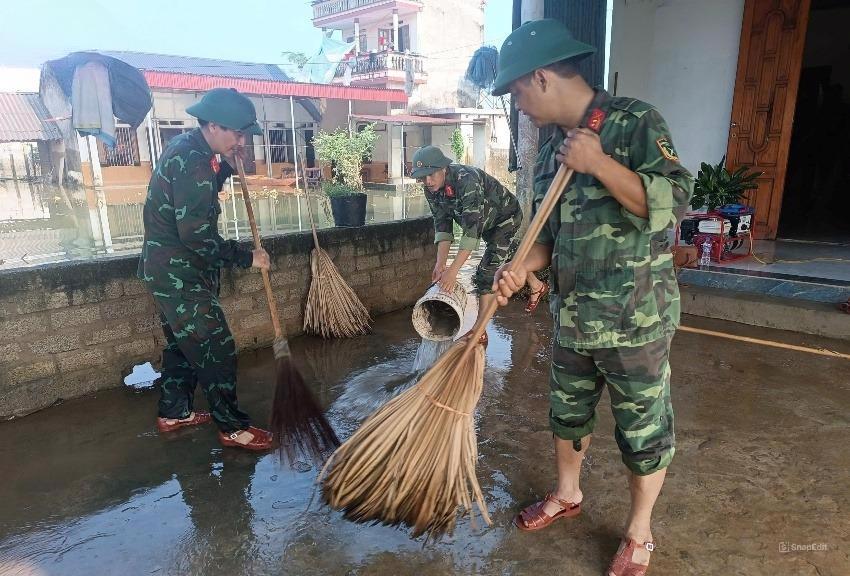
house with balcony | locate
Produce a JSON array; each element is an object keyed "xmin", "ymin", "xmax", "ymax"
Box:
[{"xmin": 311, "ymin": 0, "xmax": 511, "ymax": 180}]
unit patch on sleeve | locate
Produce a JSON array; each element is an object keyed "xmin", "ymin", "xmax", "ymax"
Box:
[{"xmin": 656, "ymin": 137, "xmax": 679, "ymax": 162}]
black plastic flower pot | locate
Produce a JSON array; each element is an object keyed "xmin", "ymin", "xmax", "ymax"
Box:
[{"xmin": 329, "ymin": 192, "xmax": 367, "ymax": 227}]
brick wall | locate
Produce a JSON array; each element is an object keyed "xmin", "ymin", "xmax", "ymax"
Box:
[{"xmin": 0, "ymin": 218, "xmax": 436, "ymax": 419}]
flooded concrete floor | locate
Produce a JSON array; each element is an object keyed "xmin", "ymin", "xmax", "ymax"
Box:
[{"xmin": 1, "ymin": 306, "xmax": 850, "ymax": 576}]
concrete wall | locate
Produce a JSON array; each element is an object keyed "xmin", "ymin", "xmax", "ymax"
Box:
[
  {"xmin": 608, "ymin": 0, "xmax": 746, "ymax": 174},
  {"xmin": 322, "ymin": 99, "xmax": 392, "ymax": 164},
  {"xmin": 0, "ymin": 218, "xmax": 437, "ymax": 419},
  {"xmin": 410, "ymin": 0, "xmax": 484, "ymax": 110}
]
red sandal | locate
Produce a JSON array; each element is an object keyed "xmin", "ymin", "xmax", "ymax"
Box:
[
  {"xmin": 525, "ymin": 281, "xmax": 549, "ymax": 313},
  {"xmin": 218, "ymin": 426, "xmax": 273, "ymax": 451},
  {"xmin": 156, "ymin": 411, "xmax": 212, "ymax": 433},
  {"xmin": 513, "ymin": 493, "xmax": 581, "ymax": 532},
  {"xmin": 607, "ymin": 539, "xmax": 655, "ymax": 576}
]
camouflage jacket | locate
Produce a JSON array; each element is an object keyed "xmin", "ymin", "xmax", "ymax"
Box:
[
  {"xmin": 425, "ymin": 164, "xmax": 521, "ymax": 250},
  {"xmin": 137, "ymin": 128, "xmax": 252, "ymax": 295},
  {"xmin": 534, "ymin": 89, "xmax": 693, "ymax": 349}
]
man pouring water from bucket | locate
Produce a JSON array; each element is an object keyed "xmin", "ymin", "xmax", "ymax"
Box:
[{"xmin": 412, "ymin": 146, "xmax": 548, "ymax": 345}]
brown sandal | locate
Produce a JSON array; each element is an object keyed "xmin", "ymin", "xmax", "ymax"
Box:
[
  {"xmin": 513, "ymin": 493, "xmax": 581, "ymax": 532},
  {"xmin": 156, "ymin": 411, "xmax": 211, "ymax": 433},
  {"xmin": 607, "ymin": 539, "xmax": 655, "ymax": 576},
  {"xmin": 525, "ymin": 281, "xmax": 549, "ymax": 313}
]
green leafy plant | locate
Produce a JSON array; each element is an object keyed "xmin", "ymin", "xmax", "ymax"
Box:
[
  {"xmin": 322, "ymin": 181, "xmax": 360, "ymax": 198},
  {"xmin": 450, "ymin": 128, "xmax": 465, "ymax": 162},
  {"xmin": 691, "ymin": 156, "xmax": 761, "ymax": 211},
  {"xmin": 312, "ymin": 124, "xmax": 378, "ymax": 196},
  {"xmin": 281, "ymin": 51, "xmax": 309, "ymax": 70}
]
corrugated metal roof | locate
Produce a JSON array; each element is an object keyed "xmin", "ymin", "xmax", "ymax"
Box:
[
  {"xmin": 101, "ymin": 51, "xmax": 291, "ymax": 81},
  {"xmin": 0, "ymin": 92, "xmax": 62, "ymax": 142},
  {"xmin": 142, "ymin": 71, "xmax": 408, "ymax": 103},
  {"xmin": 350, "ymin": 113, "xmax": 458, "ymax": 125}
]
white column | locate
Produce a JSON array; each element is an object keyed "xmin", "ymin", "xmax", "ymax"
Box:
[
  {"xmin": 262, "ymin": 95, "xmax": 272, "ymax": 178},
  {"xmin": 354, "ymin": 19, "xmax": 360, "ymax": 55},
  {"xmin": 289, "ymin": 96, "xmax": 300, "ymax": 190},
  {"xmin": 85, "ymin": 135, "xmax": 103, "ymax": 187},
  {"xmin": 392, "ymin": 10, "xmax": 399, "ymax": 50},
  {"xmin": 515, "ymin": 0, "xmax": 545, "ymax": 233},
  {"xmin": 146, "ymin": 113, "xmax": 158, "ymax": 170}
]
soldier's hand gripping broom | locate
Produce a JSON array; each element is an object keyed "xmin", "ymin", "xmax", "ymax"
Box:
[
  {"xmin": 320, "ymin": 164, "xmax": 575, "ymax": 539},
  {"xmin": 234, "ymin": 157, "xmax": 340, "ymax": 463}
]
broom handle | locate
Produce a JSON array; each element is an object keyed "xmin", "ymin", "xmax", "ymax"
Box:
[
  {"xmin": 297, "ymin": 149, "xmax": 322, "ymax": 252},
  {"xmin": 234, "ymin": 157, "xmax": 283, "ymax": 339},
  {"xmin": 463, "ymin": 164, "xmax": 574, "ymax": 354}
]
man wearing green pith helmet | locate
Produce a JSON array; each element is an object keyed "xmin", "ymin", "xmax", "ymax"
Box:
[
  {"xmin": 412, "ymin": 146, "xmax": 549, "ymax": 344},
  {"xmin": 491, "ymin": 19, "xmax": 693, "ymax": 576},
  {"xmin": 139, "ymin": 88, "xmax": 274, "ymax": 451}
]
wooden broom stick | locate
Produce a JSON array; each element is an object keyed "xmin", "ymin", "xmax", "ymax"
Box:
[
  {"xmin": 235, "ymin": 157, "xmax": 285, "ymax": 345},
  {"xmin": 461, "ymin": 164, "xmax": 574, "ymax": 358}
]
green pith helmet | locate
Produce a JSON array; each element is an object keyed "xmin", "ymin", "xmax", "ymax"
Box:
[
  {"xmin": 492, "ymin": 19, "xmax": 596, "ymax": 96},
  {"xmin": 410, "ymin": 145, "xmax": 453, "ymax": 178},
  {"xmin": 186, "ymin": 88, "xmax": 263, "ymax": 135}
]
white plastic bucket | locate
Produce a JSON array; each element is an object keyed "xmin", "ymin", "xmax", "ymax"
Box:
[{"xmin": 411, "ymin": 282, "xmax": 467, "ymax": 341}]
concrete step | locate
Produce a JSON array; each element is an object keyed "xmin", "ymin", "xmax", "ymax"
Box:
[
  {"xmin": 680, "ymin": 283, "xmax": 850, "ymax": 341},
  {"xmin": 677, "ymin": 266, "xmax": 850, "ymax": 305}
]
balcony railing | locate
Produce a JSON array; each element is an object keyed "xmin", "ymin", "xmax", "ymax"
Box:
[
  {"xmin": 335, "ymin": 51, "xmax": 425, "ymax": 79},
  {"xmin": 312, "ymin": 0, "xmax": 421, "ymax": 20}
]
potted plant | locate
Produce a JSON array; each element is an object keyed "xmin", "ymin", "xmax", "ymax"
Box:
[
  {"xmin": 312, "ymin": 124, "xmax": 378, "ymax": 227},
  {"xmin": 691, "ymin": 155, "xmax": 761, "ymax": 212}
]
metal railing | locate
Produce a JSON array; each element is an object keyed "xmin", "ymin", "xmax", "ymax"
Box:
[
  {"xmin": 104, "ymin": 126, "xmax": 137, "ymax": 167},
  {"xmin": 335, "ymin": 51, "xmax": 425, "ymax": 78},
  {"xmin": 312, "ymin": 0, "xmax": 421, "ymax": 19}
]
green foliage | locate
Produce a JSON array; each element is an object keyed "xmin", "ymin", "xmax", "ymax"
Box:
[
  {"xmin": 691, "ymin": 156, "xmax": 761, "ymax": 211},
  {"xmin": 322, "ymin": 181, "xmax": 362, "ymax": 198},
  {"xmin": 281, "ymin": 51, "xmax": 309, "ymax": 70},
  {"xmin": 312, "ymin": 124, "xmax": 378, "ymax": 195},
  {"xmin": 450, "ymin": 128, "xmax": 465, "ymax": 162}
]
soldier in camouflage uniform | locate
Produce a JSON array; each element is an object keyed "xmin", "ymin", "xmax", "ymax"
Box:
[
  {"xmin": 411, "ymin": 146, "xmax": 548, "ymax": 340},
  {"xmin": 138, "ymin": 88, "xmax": 274, "ymax": 451},
  {"xmin": 491, "ymin": 20, "xmax": 694, "ymax": 575}
]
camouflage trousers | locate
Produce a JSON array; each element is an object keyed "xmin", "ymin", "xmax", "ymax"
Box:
[
  {"xmin": 474, "ymin": 213, "xmax": 523, "ymax": 294},
  {"xmin": 550, "ymin": 329, "xmax": 675, "ymax": 475},
  {"xmin": 153, "ymin": 291, "xmax": 251, "ymax": 433}
]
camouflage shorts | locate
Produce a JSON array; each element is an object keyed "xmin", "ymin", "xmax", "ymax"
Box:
[
  {"xmin": 474, "ymin": 213, "xmax": 522, "ymax": 294},
  {"xmin": 550, "ymin": 329, "xmax": 675, "ymax": 475}
]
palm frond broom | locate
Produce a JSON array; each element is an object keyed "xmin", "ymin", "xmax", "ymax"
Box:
[
  {"xmin": 302, "ymin": 189, "xmax": 372, "ymax": 339},
  {"xmin": 320, "ymin": 165, "xmax": 575, "ymax": 539}
]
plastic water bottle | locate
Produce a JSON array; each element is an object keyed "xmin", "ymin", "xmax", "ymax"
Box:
[{"xmin": 699, "ymin": 238, "xmax": 713, "ymax": 267}]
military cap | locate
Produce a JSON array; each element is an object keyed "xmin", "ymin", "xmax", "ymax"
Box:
[
  {"xmin": 492, "ymin": 19, "xmax": 596, "ymax": 96},
  {"xmin": 411, "ymin": 145, "xmax": 452, "ymax": 178},
  {"xmin": 186, "ymin": 88, "xmax": 263, "ymax": 135}
]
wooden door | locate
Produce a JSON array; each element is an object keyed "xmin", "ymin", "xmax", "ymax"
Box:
[{"xmin": 726, "ymin": 0, "xmax": 811, "ymax": 239}]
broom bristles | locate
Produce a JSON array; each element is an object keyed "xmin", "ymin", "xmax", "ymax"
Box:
[
  {"xmin": 270, "ymin": 354, "xmax": 340, "ymax": 463},
  {"xmin": 320, "ymin": 339, "xmax": 489, "ymax": 539},
  {"xmin": 304, "ymin": 247, "xmax": 371, "ymax": 339}
]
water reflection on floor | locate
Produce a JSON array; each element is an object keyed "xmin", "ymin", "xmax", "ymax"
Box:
[
  {"xmin": 0, "ymin": 180, "xmax": 429, "ymax": 270},
  {"xmin": 2, "ymin": 305, "xmax": 850, "ymax": 575}
]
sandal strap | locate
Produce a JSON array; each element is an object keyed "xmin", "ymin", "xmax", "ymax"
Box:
[{"xmin": 544, "ymin": 492, "xmax": 577, "ymax": 510}]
